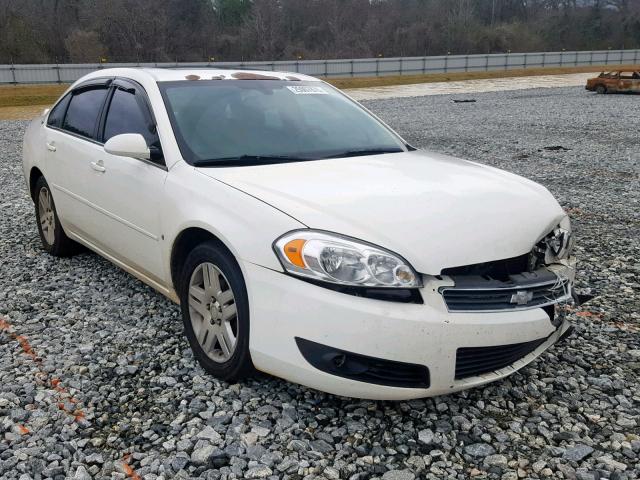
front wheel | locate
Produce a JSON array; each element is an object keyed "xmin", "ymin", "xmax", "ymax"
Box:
[
  {"xmin": 596, "ymin": 85, "xmax": 607, "ymax": 94},
  {"xmin": 179, "ymin": 241, "xmax": 253, "ymax": 381}
]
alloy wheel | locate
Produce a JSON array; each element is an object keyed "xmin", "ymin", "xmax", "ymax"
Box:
[
  {"xmin": 188, "ymin": 262, "xmax": 238, "ymax": 363},
  {"xmin": 38, "ymin": 187, "xmax": 55, "ymax": 245}
]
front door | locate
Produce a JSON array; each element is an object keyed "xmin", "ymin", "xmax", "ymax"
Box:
[
  {"xmin": 606, "ymin": 72, "xmax": 620, "ymax": 92},
  {"xmin": 80, "ymin": 81, "xmax": 168, "ymax": 284}
]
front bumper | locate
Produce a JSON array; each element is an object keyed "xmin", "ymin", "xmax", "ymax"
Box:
[{"xmin": 244, "ymin": 261, "xmax": 573, "ymax": 400}]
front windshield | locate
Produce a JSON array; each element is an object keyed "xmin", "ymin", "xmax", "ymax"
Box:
[{"xmin": 158, "ymin": 79, "xmax": 407, "ymax": 166}]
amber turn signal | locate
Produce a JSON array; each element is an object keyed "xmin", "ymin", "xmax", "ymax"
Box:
[{"xmin": 284, "ymin": 239, "xmax": 307, "ymax": 268}]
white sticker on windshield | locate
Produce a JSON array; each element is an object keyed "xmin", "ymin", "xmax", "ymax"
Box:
[{"xmin": 286, "ymin": 85, "xmax": 328, "ymax": 95}]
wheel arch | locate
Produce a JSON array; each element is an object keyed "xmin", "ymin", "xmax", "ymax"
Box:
[
  {"xmin": 29, "ymin": 167, "xmax": 44, "ymax": 201},
  {"xmin": 170, "ymin": 226, "xmax": 238, "ymax": 294}
]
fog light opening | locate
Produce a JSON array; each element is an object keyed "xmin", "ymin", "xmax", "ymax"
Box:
[{"xmin": 332, "ymin": 353, "xmax": 346, "ymax": 368}]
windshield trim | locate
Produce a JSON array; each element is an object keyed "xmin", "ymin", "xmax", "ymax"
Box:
[{"xmin": 157, "ymin": 79, "xmax": 411, "ymax": 167}]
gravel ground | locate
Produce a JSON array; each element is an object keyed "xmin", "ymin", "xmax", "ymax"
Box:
[{"xmin": 1, "ymin": 86, "xmax": 639, "ymax": 480}]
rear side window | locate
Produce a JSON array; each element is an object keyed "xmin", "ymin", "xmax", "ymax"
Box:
[
  {"xmin": 62, "ymin": 87, "xmax": 108, "ymax": 139},
  {"xmin": 47, "ymin": 93, "xmax": 71, "ymax": 128},
  {"xmin": 104, "ymin": 88, "xmax": 156, "ymax": 145}
]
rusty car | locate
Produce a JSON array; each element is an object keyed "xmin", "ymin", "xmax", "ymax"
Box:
[{"xmin": 586, "ymin": 70, "xmax": 640, "ymax": 94}]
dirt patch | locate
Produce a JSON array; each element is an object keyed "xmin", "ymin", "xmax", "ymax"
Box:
[{"xmin": 328, "ymin": 64, "xmax": 640, "ymax": 89}]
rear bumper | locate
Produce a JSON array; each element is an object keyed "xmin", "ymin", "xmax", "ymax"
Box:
[{"xmin": 244, "ymin": 261, "xmax": 573, "ymax": 400}]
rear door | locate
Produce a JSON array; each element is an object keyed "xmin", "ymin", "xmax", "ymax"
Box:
[
  {"xmin": 81, "ymin": 78, "xmax": 168, "ymax": 283},
  {"xmin": 44, "ymin": 81, "xmax": 111, "ymax": 234},
  {"xmin": 606, "ymin": 72, "xmax": 620, "ymax": 92}
]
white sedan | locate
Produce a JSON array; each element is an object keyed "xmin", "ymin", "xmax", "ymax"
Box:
[{"xmin": 22, "ymin": 68, "xmax": 577, "ymax": 400}]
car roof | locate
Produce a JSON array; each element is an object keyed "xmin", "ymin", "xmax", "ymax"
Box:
[{"xmin": 77, "ymin": 67, "xmax": 320, "ymax": 84}]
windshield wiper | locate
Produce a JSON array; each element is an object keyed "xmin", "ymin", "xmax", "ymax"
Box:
[
  {"xmin": 322, "ymin": 148, "xmax": 404, "ymax": 159},
  {"xmin": 194, "ymin": 155, "xmax": 312, "ymax": 167},
  {"xmin": 194, "ymin": 149, "xmax": 404, "ymax": 166}
]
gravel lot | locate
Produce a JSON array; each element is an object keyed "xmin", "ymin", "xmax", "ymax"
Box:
[{"xmin": 1, "ymin": 86, "xmax": 639, "ymax": 480}]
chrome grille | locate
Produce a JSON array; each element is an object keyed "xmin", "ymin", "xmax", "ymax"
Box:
[{"xmin": 440, "ymin": 269, "xmax": 571, "ymax": 312}]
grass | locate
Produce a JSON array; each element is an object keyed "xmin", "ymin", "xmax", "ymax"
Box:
[
  {"xmin": 1, "ymin": 63, "xmax": 638, "ymax": 120},
  {"xmin": 0, "ymin": 84, "xmax": 68, "ymax": 108}
]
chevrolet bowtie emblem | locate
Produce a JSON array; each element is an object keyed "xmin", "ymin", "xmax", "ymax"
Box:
[{"xmin": 510, "ymin": 290, "xmax": 534, "ymax": 305}]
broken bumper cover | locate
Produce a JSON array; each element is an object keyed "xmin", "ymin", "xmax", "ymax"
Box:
[
  {"xmin": 243, "ymin": 260, "xmax": 576, "ymax": 400},
  {"xmin": 439, "ymin": 262, "xmax": 575, "ymax": 313}
]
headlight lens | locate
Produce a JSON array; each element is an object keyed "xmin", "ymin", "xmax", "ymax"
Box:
[{"xmin": 273, "ymin": 230, "xmax": 422, "ymax": 288}]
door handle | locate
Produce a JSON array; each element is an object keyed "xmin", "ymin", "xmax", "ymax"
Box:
[
  {"xmin": 46, "ymin": 142, "xmax": 56, "ymax": 152},
  {"xmin": 91, "ymin": 161, "xmax": 106, "ymax": 173}
]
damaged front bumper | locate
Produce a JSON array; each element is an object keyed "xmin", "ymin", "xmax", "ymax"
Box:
[
  {"xmin": 245, "ymin": 251, "xmax": 591, "ymax": 399},
  {"xmin": 437, "ymin": 257, "xmax": 577, "ymax": 313},
  {"xmin": 246, "ymin": 260, "xmax": 579, "ymax": 399}
]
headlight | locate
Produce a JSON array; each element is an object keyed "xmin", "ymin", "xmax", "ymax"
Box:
[
  {"xmin": 273, "ymin": 230, "xmax": 422, "ymax": 288},
  {"xmin": 540, "ymin": 215, "xmax": 574, "ymax": 263}
]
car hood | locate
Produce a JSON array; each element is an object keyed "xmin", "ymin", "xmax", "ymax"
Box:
[{"xmin": 198, "ymin": 150, "xmax": 565, "ymax": 274}]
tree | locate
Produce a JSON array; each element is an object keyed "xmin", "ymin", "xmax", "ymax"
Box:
[
  {"xmin": 0, "ymin": 0, "xmax": 637, "ymax": 64},
  {"xmin": 64, "ymin": 30, "xmax": 106, "ymax": 63}
]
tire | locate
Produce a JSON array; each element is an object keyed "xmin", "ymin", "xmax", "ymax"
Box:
[
  {"xmin": 33, "ymin": 176, "xmax": 80, "ymax": 256},
  {"xmin": 596, "ymin": 84, "xmax": 607, "ymax": 94},
  {"xmin": 179, "ymin": 241, "xmax": 253, "ymax": 381}
]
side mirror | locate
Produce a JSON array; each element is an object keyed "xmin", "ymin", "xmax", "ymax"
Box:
[{"xmin": 104, "ymin": 133, "xmax": 150, "ymax": 160}]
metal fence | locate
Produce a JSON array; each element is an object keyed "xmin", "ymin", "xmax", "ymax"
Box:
[{"xmin": 1, "ymin": 49, "xmax": 639, "ymax": 85}]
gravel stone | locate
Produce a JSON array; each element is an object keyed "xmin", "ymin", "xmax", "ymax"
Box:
[
  {"xmin": 484, "ymin": 454, "xmax": 509, "ymax": 468},
  {"xmin": 84, "ymin": 453, "xmax": 103, "ymax": 464},
  {"xmin": 197, "ymin": 425, "xmax": 222, "ymax": 444},
  {"xmin": 170, "ymin": 453, "xmax": 190, "ymax": 471},
  {"xmin": 382, "ymin": 469, "xmax": 416, "ymax": 480},
  {"xmin": 576, "ymin": 472, "xmax": 597, "ymax": 480},
  {"xmin": 244, "ymin": 465, "xmax": 272, "ymax": 478},
  {"xmin": 418, "ymin": 428, "xmax": 435, "ymax": 445},
  {"xmin": 598, "ymin": 455, "xmax": 628, "ymax": 471},
  {"xmin": 1, "ymin": 86, "xmax": 639, "ymax": 479},
  {"xmin": 324, "ymin": 466, "xmax": 340, "ymax": 479},
  {"xmin": 241, "ymin": 432, "xmax": 259, "ymax": 446},
  {"xmin": 564, "ymin": 445, "xmax": 595, "ymax": 462},
  {"xmin": 310, "ymin": 439, "xmax": 334, "ymax": 453},
  {"xmin": 191, "ymin": 445, "xmax": 216, "ymax": 465},
  {"xmin": 73, "ymin": 466, "xmax": 91, "ymax": 480},
  {"xmin": 465, "ymin": 443, "xmax": 496, "ymax": 458}
]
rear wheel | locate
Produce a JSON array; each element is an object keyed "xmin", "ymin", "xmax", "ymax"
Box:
[
  {"xmin": 596, "ymin": 84, "xmax": 607, "ymax": 94},
  {"xmin": 179, "ymin": 241, "xmax": 253, "ymax": 381},
  {"xmin": 34, "ymin": 176, "xmax": 80, "ymax": 256}
]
